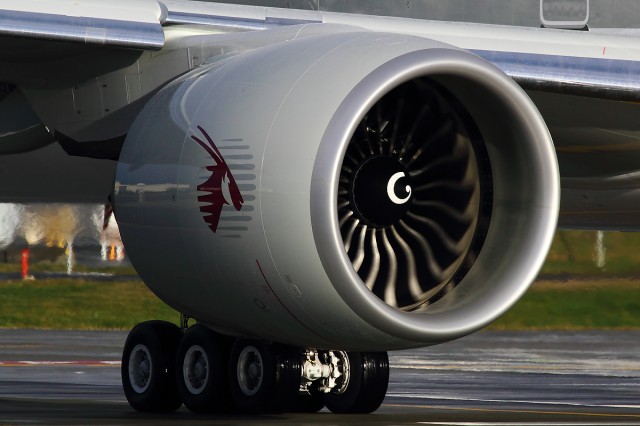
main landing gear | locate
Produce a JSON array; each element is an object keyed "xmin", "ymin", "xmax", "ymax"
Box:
[{"xmin": 121, "ymin": 320, "xmax": 389, "ymax": 414}]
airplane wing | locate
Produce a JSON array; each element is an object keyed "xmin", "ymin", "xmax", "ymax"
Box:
[
  {"xmin": 3, "ymin": 0, "xmax": 639, "ymax": 98},
  {"xmin": 0, "ymin": 0, "xmax": 166, "ymax": 49},
  {"xmin": 0, "ymin": 0, "xmax": 637, "ymax": 415},
  {"xmin": 1, "ymin": 0, "xmax": 637, "ymax": 221}
]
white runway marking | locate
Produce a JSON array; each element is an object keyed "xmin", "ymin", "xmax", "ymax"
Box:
[
  {"xmin": 420, "ymin": 423, "xmax": 640, "ymax": 426},
  {"xmin": 391, "ymin": 360, "xmax": 640, "ymax": 377},
  {"xmin": 388, "ymin": 393, "xmax": 640, "ymax": 410},
  {"xmin": 0, "ymin": 360, "xmax": 119, "ymax": 366}
]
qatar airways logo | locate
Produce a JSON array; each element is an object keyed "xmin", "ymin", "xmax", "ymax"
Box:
[{"xmin": 191, "ymin": 126, "xmax": 244, "ymax": 233}]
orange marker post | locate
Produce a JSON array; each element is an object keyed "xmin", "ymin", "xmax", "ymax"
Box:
[{"xmin": 21, "ymin": 248, "xmax": 29, "ymax": 280}]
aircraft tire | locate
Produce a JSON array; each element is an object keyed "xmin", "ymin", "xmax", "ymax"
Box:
[
  {"xmin": 293, "ymin": 390, "xmax": 326, "ymax": 413},
  {"xmin": 228, "ymin": 340, "xmax": 301, "ymax": 413},
  {"xmin": 325, "ymin": 351, "xmax": 389, "ymax": 414},
  {"xmin": 175, "ymin": 324, "xmax": 232, "ymax": 413},
  {"xmin": 121, "ymin": 320, "xmax": 183, "ymax": 412}
]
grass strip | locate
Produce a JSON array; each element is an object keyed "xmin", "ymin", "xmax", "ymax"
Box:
[
  {"xmin": 489, "ymin": 279, "xmax": 640, "ymax": 330},
  {"xmin": 0, "ymin": 262, "xmax": 138, "ymax": 276},
  {"xmin": 542, "ymin": 230, "xmax": 640, "ymax": 276},
  {"xmin": 0, "ymin": 279, "xmax": 178, "ymax": 330},
  {"xmin": 1, "ymin": 277, "xmax": 639, "ymax": 331}
]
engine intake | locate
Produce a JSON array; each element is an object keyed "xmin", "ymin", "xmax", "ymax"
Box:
[{"xmin": 337, "ymin": 77, "xmax": 492, "ymax": 311}]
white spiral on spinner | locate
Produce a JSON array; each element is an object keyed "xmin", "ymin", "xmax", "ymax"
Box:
[{"xmin": 387, "ymin": 172, "xmax": 411, "ymax": 205}]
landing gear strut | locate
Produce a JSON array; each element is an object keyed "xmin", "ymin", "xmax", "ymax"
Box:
[{"xmin": 121, "ymin": 321, "xmax": 390, "ymax": 414}]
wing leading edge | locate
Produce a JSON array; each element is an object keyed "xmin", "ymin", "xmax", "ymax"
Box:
[{"xmin": 0, "ymin": 0, "xmax": 166, "ymax": 50}]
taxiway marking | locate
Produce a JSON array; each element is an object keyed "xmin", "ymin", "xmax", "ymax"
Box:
[
  {"xmin": 420, "ymin": 423, "xmax": 639, "ymax": 425},
  {"xmin": 386, "ymin": 403, "xmax": 640, "ymax": 420},
  {"xmin": 387, "ymin": 394, "xmax": 640, "ymax": 411},
  {"xmin": 0, "ymin": 361, "xmax": 119, "ymax": 367}
]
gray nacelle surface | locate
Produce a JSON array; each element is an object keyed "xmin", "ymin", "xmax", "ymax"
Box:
[{"xmin": 115, "ymin": 26, "xmax": 559, "ymax": 350}]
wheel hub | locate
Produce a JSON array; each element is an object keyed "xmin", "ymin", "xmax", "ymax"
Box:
[
  {"xmin": 237, "ymin": 346, "xmax": 263, "ymax": 396},
  {"xmin": 128, "ymin": 344, "xmax": 152, "ymax": 394},
  {"xmin": 301, "ymin": 350, "xmax": 350, "ymax": 394},
  {"xmin": 183, "ymin": 345, "xmax": 209, "ymax": 395}
]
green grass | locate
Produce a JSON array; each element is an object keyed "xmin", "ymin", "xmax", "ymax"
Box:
[
  {"xmin": 542, "ymin": 230, "xmax": 640, "ymax": 276},
  {"xmin": 496, "ymin": 229, "xmax": 640, "ymax": 329},
  {"xmin": 489, "ymin": 279, "xmax": 640, "ymax": 330},
  {"xmin": 0, "ymin": 261, "xmax": 138, "ymax": 276},
  {"xmin": 1, "ymin": 229, "xmax": 640, "ymax": 330},
  {"xmin": 0, "ymin": 279, "xmax": 178, "ymax": 330},
  {"xmin": 1, "ymin": 277, "xmax": 639, "ymax": 331}
]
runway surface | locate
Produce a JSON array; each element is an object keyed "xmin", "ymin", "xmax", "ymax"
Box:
[{"xmin": 0, "ymin": 329, "xmax": 638, "ymax": 425}]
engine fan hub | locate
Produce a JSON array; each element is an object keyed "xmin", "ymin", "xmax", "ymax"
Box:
[{"xmin": 351, "ymin": 156, "xmax": 413, "ymax": 228}]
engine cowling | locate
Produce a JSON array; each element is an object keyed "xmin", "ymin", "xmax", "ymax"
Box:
[{"xmin": 115, "ymin": 26, "xmax": 559, "ymax": 351}]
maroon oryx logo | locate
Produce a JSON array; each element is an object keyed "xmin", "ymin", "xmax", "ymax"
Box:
[{"xmin": 191, "ymin": 126, "xmax": 244, "ymax": 233}]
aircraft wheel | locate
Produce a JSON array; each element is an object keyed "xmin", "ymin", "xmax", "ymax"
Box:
[
  {"xmin": 325, "ymin": 351, "xmax": 389, "ymax": 414},
  {"xmin": 229, "ymin": 340, "xmax": 301, "ymax": 413},
  {"xmin": 293, "ymin": 390, "xmax": 326, "ymax": 413},
  {"xmin": 121, "ymin": 320, "xmax": 182, "ymax": 412},
  {"xmin": 176, "ymin": 324, "xmax": 232, "ymax": 413}
]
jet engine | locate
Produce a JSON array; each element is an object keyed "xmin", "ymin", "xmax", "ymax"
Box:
[{"xmin": 115, "ymin": 26, "xmax": 559, "ymax": 351}]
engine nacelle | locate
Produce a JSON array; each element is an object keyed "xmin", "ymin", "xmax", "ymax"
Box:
[{"xmin": 115, "ymin": 26, "xmax": 558, "ymax": 350}]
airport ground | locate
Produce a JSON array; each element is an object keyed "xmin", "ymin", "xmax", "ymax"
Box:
[
  {"xmin": 0, "ymin": 329, "xmax": 638, "ymax": 425},
  {"xmin": 0, "ymin": 230, "xmax": 639, "ymax": 423}
]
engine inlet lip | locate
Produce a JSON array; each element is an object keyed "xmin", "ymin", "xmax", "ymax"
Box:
[{"xmin": 311, "ymin": 47, "xmax": 559, "ymax": 343}]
